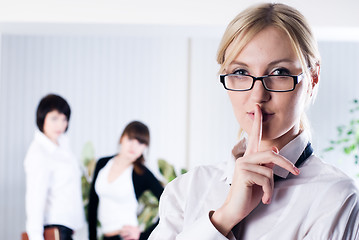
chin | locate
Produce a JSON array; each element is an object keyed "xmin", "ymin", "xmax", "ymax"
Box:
[{"xmin": 260, "ymin": 125, "xmax": 283, "ymax": 141}]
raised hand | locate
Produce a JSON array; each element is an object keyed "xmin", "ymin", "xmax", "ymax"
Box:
[{"xmin": 210, "ymin": 104, "xmax": 300, "ymax": 236}]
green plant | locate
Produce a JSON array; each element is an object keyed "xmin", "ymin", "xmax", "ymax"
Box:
[
  {"xmin": 137, "ymin": 159, "xmax": 187, "ymax": 231},
  {"xmin": 158, "ymin": 159, "xmax": 187, "ymax": 183},
  {"xmin": 324, "ymin": 99, "xmax": 359, "ymax": 165},
  {"xmin": 80, "ymin": 141, "xmax": 96, "ymax": 219},
  {"xmin": 137, "ymin": 190, "xmax": 160, "ymax": 231}
]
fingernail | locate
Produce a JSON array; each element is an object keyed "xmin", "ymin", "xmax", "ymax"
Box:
[
  {"xmin": 294, "ymin": 167, "xmax": 300, "ymax": 175},
  {"xmin": 272, "ymin": 146, "xmax": 279, "ymax": 154},
  {"xmin": 266, "ymin": 197, "xmax": 271, "ymax": 204}
]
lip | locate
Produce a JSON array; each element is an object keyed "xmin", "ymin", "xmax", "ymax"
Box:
[{"xmin": 247, "ymin": 109, "xmax": 275, "ymax": 123}]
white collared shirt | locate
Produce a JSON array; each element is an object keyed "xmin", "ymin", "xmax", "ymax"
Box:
[
  {"xmin": 149, "ymin": 132, "xmax": 359, "ymax": 239},
  {"xmin": 24, "ymin": 131, "xmax": 85, "ymax": 240}
]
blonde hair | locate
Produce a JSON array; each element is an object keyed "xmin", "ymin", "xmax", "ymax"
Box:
[{"xmin": 217, "ymin": 3, "xmax": 321, "ymax": 133}]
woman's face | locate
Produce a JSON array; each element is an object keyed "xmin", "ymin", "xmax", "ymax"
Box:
[
  {"xmin": 43, "ymin": 110, "xmax": 68, "ymax": 143},
  {"xmin": 120, "ymin": 134, "xmax": 147, "ymax": 161},
  {"xmin": 226, "ymin": 26, "xmax": 312, "ymax": 149}
]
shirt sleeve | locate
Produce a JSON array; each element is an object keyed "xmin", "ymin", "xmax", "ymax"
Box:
[
  {"xmin": 139, "ymin": 168, "xmax": 164, "ymax": 240},
  {"xmin": 148, "ymin": 178, "xmax": 228, "ymax": 240},
  {"xmin": 24, "ymin": 151, "xmax": 51, "ymax": 240},
  {"xmin": 303, "ymin": 179, "xmax": 359, "ymax": 239},
  {"xmin": 145, "ymin": 168, "xmax": 164, "ymax": 200}
]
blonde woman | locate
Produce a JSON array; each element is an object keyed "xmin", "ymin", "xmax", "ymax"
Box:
[{"xmin": 149, "ymin": 3, "xmax": 359, "ymax": 239}]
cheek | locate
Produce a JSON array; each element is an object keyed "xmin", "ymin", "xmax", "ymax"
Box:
[
  {"xmin": 62, "ymin": 122, "xmax": 68, "ymax": 131},
  {"xmin": 275, "ymin": 89, "xmax": 307, "ymax": 128},
  {"xmin": 138, "ymin": 146, "xmax": 146, "ymax": 154},
  {"xmin": 228, "ymin": 92, "xmax": 249, "ymax": 123},
  {"xmin": 288, "ymin": 87, "xmax": 307, "ymax": 113},
  {"xmin": 43, "ymin": 119, "xmax": 52, "ymax": 132}
]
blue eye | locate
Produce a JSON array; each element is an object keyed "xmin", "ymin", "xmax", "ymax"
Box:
[{"xmin": 272, "ymin": 68, "xmax": 291, "ymax": 75}]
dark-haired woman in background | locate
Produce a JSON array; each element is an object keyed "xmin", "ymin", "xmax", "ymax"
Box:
[
  {"xmin": 24, "ymin": 94, "xmax": 85, "ymax": 240},
  {"xmin": 88, "ymin": 121, "xmax": 163, "ymax": 240}
]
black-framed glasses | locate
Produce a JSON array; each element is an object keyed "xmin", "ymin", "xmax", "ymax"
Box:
[{"xmin": 219, "ymin": 72, "xmax": 304, "ymax": 92}]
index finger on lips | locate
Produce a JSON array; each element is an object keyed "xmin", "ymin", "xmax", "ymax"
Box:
[{"xmin": 245, "ymin": 104, "xmax": 262, "ymax": 156}]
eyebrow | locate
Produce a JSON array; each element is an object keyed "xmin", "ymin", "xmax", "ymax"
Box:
[
  {"xmin": 229, "ymin": 61, "xmax": 248, "ymax": 67},
  {"xmin": 229, "ymin": 58, "xmax": 296, "ymax": 67},
  {"xmin": 268, "ymin": 59, "xmax": 296, "ymax": 66}
]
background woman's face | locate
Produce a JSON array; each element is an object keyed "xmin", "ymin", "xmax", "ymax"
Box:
[
  {"xmin": 226, "ymin": 26, "xmax": 310, "ymax": 147},
  {"xmin": 43, "ymin": 110, "xmax": 68, "ymax": 143},
  {"xmin": 120, "ymin": 134, "xmax": 147, "ymax": 161}
]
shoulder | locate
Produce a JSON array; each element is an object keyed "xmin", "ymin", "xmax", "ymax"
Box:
[
  {"xmin": 175, "ymin": 164, "xmax": 225, "ymax": 183},
  {"xmin": 158, "ymin": 164, "xmax": 226, "ymax": 216},
  {"xmin": 305, "ymin": 155, "xmax": 356, "ymax": 183},
  {"xmin": 95, "ymin": 156, "xmax": 115, "ymax": 170},
  {"xmin": 163, "ymin": 164, "xmax": 225, "ymax": 198},
  {"xmin": 300, "ymin": 155, "xmax": 359, "ymax": 203},
  {"xmin": 24, "ymin": 140, "xmax": 49, "ymax": 169},
  {"xmin": 91, "ymin": 156, "xmax": 114, "ymax": 186},
  {"xmin": 135, "ymin": 165, "xmax": 156, "ymax": 178},
  {"xmin": 132, "ymin": 165, "xmax": 160, "ymax": 186},
  {"xmin": 296, "ymin": 156, "xmax": 359, "ymax": 237}
]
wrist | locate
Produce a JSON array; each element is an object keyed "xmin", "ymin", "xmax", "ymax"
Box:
[{"xmin": 210, "ymin": 207, "xmax": 241, "ymax": 237}]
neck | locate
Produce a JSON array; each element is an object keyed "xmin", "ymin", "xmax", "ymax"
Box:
[
  {"xmin": 45, "ymin": 135, "xmax": 59, "ymax": 146},
  {"xmin": 114, "ymin": 153, "xmax": 134, "ymax": 167},
  {"xmin": 259, "ymin": 126, "xmax": 302, "ymax": 152}
]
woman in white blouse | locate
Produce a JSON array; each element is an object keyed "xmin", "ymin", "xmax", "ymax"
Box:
[
  {"xmin": 24, "ymin": 94, "xmax": 85, "ymax": 240},
  {"xmin": 88, "ymin": 121, "xmax": 163, "ymax": 240},
  {"xmin": 149, "ymin": 3, "xmax": 359, "ymax": 240}
]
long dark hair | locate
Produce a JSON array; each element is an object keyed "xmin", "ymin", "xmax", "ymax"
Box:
[{"xmin": 120, "ymin": 121, "xmax": 150, "ymax": 175}]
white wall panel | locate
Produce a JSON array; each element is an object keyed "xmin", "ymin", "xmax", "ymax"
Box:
[{"xmin": 189, "ymin": 37, "xmax": 238, "ymax": 169}]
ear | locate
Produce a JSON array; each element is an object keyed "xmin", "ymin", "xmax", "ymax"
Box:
[{"xmin": 311, "ymin": 64, "xmax": 320, "ymax": 88}]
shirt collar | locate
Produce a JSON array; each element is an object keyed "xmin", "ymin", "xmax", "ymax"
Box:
[
  {"xmin": 222, "ymin": 131, "xmax": 309, "ymax": 185},
  {"xmin": 34, "ymin": 129, "xmax": 67, "ymax": 153}
]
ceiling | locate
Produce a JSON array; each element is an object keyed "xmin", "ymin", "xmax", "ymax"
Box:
[{"xmin": 0, "ymin": 0, "xmax": 358, "ymax": 28}]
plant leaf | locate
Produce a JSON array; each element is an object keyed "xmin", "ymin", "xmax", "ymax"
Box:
[
  {"xmin": 323, "ymin": 147, "xmax": 334, "ymax": 152},
  {"xmin": 158, "ymin": 159, "xmax": 177, "ymax": 183},
  {"xmin": 344, "ymin": 144, "xmax": 357, "ymax": 155}
]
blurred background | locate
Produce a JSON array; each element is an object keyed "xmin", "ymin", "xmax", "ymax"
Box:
[{"xmin": 1, "ymin": 0, "xmax": 359, "ymax": 239}]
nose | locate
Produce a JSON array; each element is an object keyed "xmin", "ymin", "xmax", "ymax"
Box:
[{"xmin": 250, "ymin": 79, "xmax": 271, "ymax": 103}]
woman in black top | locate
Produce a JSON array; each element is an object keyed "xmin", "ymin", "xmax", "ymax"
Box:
[{"xmin": 88, "ymin": 121, "xmax": 163, "ymax": 240}]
